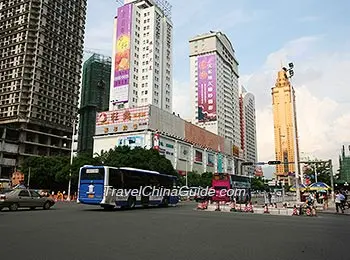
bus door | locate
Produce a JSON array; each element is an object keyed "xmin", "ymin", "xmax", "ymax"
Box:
[{"xmin": 78, "ymin": 167, "xmax": 105, "ymax": 205}]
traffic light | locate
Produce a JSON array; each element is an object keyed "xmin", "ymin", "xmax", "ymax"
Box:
[
  {"xmin": 241, "ymin": 162, "xmax": 254, "ymax": 166},
  {"xmin": 268, "ymin": 161, "xmax": 281, "ymax": 165}
]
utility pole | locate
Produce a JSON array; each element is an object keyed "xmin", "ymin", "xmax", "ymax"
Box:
[
  {"xmin": 314, "ymin": 164, "xmax": 318, "ymax": 183},
  {"xmin": 27, "ymin": 167, "xmax": 31, "ymax": 188},
  {"xmin": 329, "ymin": 159, "xmax": 335, "ymax": 202}
]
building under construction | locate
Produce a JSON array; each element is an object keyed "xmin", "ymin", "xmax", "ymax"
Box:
[
  {"xmin": 338, "ymin": 145, "xmax": 350, "ymax": 185},
  {"xmin": 0, "ymin": 0, "xmax": 87, "ymax": 178},
  {"xmin": 78, "ymin": 53, "xmax": 111, "ymax": 155}
]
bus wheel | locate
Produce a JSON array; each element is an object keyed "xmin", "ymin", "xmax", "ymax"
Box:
[{"xmin": 127, "ymin": 196, "xmax": 136, "ymax": 209}]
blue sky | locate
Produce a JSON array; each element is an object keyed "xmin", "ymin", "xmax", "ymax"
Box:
[{"xmin": 85, "ymin": 0, "xmax": 350, "ymax": 178}]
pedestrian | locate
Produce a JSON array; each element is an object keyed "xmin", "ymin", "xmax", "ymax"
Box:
[
  {"xmin": 335, "ymin": 191, "xmax": 344, "ymax": 214},
  {"xmin": 323, "ymin": 192, "xmax": 328, "ymax": 210}
]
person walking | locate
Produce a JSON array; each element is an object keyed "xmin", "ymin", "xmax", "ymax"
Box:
[{"xmin": 335, "ymin": 191, "xmax": 344, "ymax": 214}]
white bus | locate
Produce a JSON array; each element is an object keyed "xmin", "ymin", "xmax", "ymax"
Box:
[{"xmin": 77, "ymin": 166, "xmax": 179, "ymax": 210}]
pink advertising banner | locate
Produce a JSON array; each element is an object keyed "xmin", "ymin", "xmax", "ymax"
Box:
[
  {"xmin": 112, "ymin": 4, "xmax": 133, "ymax": 103},
  {"xmin": 197, "ymin": 54, "xmax": 217, "ymax": 122}
]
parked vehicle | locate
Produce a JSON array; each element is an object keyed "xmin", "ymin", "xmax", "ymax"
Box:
[
  {"xmin": 0, "ymin": 188, "xmax": 55, "ymax": 211},
  {"xmin": 211, "ymin": 173, "xmax": 251, "ymax": 203},
  {"xmin": 0, "ymin": 178, "xmax": 11, "ymax": 191}
]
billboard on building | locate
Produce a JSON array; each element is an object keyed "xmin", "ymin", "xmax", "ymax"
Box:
[
  {"xmin": 111, "ymin": 4, "xmax": 133, "ymax": 104},
  {"xmin": 232, "ymin": 145, "xmax": 240, "ymax": 157},
  {"xmin": 217, "ymin": 153, "xmax": 223, "ymax": 173},
  {"xmin": 207, "ymin": 153, "xmax": 215, "ymax": 167},
  {"xmin": 197, "ymin": 54, "xmax": 217, "ymax": 122},
  {"xmin": 184, "ymin": 122, "xmax": 224, "ymax": 152},
  {"xmin": 95, "ymin": 106, "xmax": 149, "ymax": 135},
  {"xmin": 117, "ymin": 135, "xmax": 145, "ymax": 149},
  {"xmin": 178, "ymin": 144, "xmax": 190, "ymax": 161},
  {"xmin": 157, "ymin": 136, "xmax": 175, "ymax": 159}
]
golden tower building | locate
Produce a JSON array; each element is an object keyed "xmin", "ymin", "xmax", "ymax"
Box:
[{"xmin": 272, "ymin": 68, "xmax": 300, "ymax": 182}]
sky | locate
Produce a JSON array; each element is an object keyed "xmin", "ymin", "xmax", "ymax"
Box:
[{"xmin": 84, "ymin": 0, "xmax": 350, "ymax": 178}]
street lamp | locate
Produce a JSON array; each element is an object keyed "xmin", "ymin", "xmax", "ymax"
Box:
[
  {"xmin": 284, "ymin": 62, "xmax": 301, "ymax": 202},
  {"xmin": 185, "ymin": 157, "xmax": 188, "ymax": 187},
  {"xmin": 67, "ymin": 119, "xmax": 76, "ymax": 201}
]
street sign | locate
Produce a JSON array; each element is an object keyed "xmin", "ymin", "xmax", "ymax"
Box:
[
  {"xmin": 255, "ymin": 162, "xmax": 266, "ymax": 165},
  {"xmin": 241, "ymin": 162, "xmax": 254, "ymax": 166},
  {"xmin": 268, "ymin": 161, "xmax": 281, "ymax": 165}
]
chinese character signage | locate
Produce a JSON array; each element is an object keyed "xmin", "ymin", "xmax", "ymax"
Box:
[
  {"xmin": 197, "ymin": 54, "xmax": 217, "ymax": 122},
  {"xmin": 111, "ymin": 4, "xmax": 133, "ymax": 104},
  {"xmin": 153, "ymin": 133, "xmax": 160, "ymax": 151},
  {"xmin": 95, "ymin": 106, "xmax": 149, "ymax": 135}
]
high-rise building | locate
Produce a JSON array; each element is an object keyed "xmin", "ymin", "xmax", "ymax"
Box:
[
  {"xmin": 189, "ymin": 31, "xmax": 240, "ymax": 154},
  {"xmin": 78, "ymin": 54, "xmax": 111, "ymax": 155},
  {"xmin": 239, "ymin": 86, "xmax": 257, "ymax": 176},
  {"xmin": 272, "ymin": 68, "xmax": 300, "ymax": 181},
  {"xmin": 0, "ymin": 0, "xmax": 87, "ymax": 177},
  {"xmin": 109, "ymin": 0, "xmax": 173, "ymax": 113}
]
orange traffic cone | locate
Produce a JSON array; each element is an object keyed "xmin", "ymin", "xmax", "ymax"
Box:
[
  {"xmin": 292, "ymin": 206, "xmax": 299, "ymax": 216},
  {"xmin": 264, "ymin": 204, "xmax": 269, "ymax": 214}
]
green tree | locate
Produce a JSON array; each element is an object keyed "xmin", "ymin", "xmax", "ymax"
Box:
[
  {"xmin": 94, "ymin": 146, "xmax": 178, "ymax": 177},
  {"xmin": 200, "ymin": 172, "xmax": 213, "ymax": 187},
  {"xmin": 251, "ymin": 176, "xmax": 266, "ymax": 191},
  {"xmin": 186, "ymin": 171, "xmax": 201, "ymax": 187},
  {"xmin": 20, "ymin": 156, "xmax": 70, "ymax": 190}
]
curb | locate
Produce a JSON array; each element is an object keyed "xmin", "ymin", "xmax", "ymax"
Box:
[
  {"xmin": 195, "ymin": 208, "xmax": 321, "ymax": 217},
  {"xmin": 317, "ymin": 211, "xmax": 350, "ymax": 216}
]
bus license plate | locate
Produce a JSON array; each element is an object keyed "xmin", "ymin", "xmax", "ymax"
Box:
[{"xmin": 88, "ymin": 194, "xmax": 94, "ymax": 198}]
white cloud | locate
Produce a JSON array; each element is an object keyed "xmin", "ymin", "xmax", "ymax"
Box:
[{"xmin": 243, "ymin": 36, "xmax": 350, "ymax": 176}]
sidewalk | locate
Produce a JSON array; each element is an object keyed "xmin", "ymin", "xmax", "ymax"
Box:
[
  {"xmin": 315, "ymin": 201, "xmax": 350, "ymax": 216},
  {"xmin": 317, "ymin": 206, "xmax": 350, "ymax": 216}
]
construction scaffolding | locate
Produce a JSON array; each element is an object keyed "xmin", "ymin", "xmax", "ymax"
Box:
[
  {"xmin": 338, "ymin": 145, "xmax": 350, "ymax": 184},
  {"xmin": 78, "ymin": 53, "xmax": 112, "ymax": 155}
]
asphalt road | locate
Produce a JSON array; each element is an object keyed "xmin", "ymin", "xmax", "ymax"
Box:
[{"xmin": 0, "ymin": 201, "xmax": 349, "ymax": 260}]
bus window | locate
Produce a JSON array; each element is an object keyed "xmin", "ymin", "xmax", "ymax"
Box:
[
  {"xmin": 121, "ymin": 169, "xmax": 146, "ymax": 189},
  {"xmin": 109, "ymin": 168, "xmax": 123, "ymax": 188},
  {"xmin": 80, "ymin": 168, "xmax": 104, "ymax": 180},
  {"xmin": 158, "ymin": 175, "xmax": 173, "ymax": 188}
]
